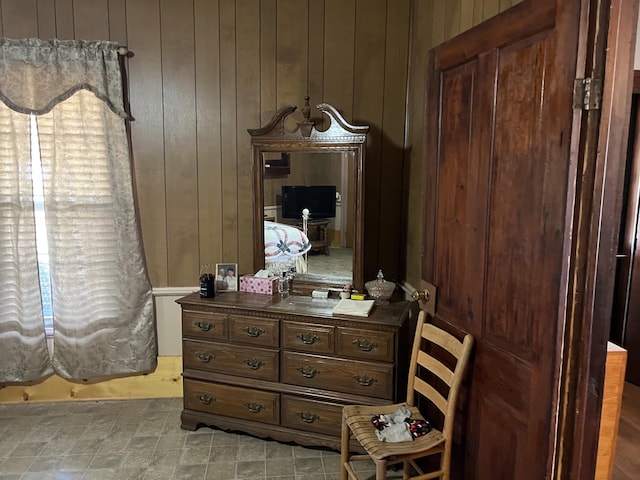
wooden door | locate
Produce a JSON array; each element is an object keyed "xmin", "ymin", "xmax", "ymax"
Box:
[{"xmin": 420, "ymin": 0, "xmax": 635, "ymax": 478}]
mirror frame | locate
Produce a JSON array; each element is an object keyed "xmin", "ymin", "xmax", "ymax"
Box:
[{"xmin": 248, "ymin": 99, "xmax": 369, "ymax": 293}]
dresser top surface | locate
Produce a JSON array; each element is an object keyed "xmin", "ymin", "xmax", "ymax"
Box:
[{"xmin": 177, "ymin": 291, "xmax": 412, "ymax": 327}]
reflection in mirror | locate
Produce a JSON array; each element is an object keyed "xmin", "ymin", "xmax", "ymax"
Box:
[
  {"xmin": 249, "ymin": 99, "xmax": 368, "ymax": 292},
  {"xmin": 262, "ymin": 152, "xmax": 354, "ymax": 280}
]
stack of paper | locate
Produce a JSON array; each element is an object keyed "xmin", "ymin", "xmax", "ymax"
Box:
[{"xmin": 332, "ymin": 299, "xmax": 375, "ymax": 317}]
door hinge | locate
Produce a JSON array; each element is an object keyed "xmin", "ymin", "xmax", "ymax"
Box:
[{"xmin": 573, "ymin": 77, "xmax": 603, "ymax": 111}]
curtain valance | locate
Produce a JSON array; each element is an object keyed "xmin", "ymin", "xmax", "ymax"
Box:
[{"xmin": 0, "ymin": 38, "xmax": 126, "ymax": 118}]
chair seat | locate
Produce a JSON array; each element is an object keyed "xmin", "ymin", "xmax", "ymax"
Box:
[{"xmin": 343, "ymin": 402, "xmax": 445, "ymax": 462}]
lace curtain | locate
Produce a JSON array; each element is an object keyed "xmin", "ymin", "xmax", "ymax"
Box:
[{"xmin": 0, "ymin": 38, "xmax": 156, "ymax": 382}]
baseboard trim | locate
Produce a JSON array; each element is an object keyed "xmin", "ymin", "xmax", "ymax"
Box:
[{"xmin": 152, "ymin": 286, "xmax": 198, "ymax": 297}]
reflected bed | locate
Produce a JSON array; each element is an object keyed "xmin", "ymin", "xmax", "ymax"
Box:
[{"xmin": 264, "ymin": 221, "xmax": 311, "ymax": 275}]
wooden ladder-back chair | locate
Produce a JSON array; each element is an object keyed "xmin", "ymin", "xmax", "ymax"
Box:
[{"xmin": 340, "ymin": 310, "xmax": 474, "ymax": 480}]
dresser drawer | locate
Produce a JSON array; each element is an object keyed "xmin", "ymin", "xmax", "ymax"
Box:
[
  {"xmin": 282, "ymin": 321, "xmax": 334, "ymax": 355},
  {"xmin": 281, "ymin": 352, "xmax": 394, "ymax": 399},
  {"xmin": 229, "ymin": 315, "xmax": 279, "ymax": 347},
  {"xmin": 184, "ymin": 340, "xmax": 279, "ymax": 381},
  {"xmin": 184, "ymin": 379, "xmax": 279, "ymax": 425},
  {"xmin": 281, "ymin": 395, "xmax": 343, "ymax": 436},
  {"xmin": 336, "ymin": 327, "xmax": 394, "ymax": 362},
  {"xmin": 182, "ymin": 310, "xmax": 228, "ymax": 341}
]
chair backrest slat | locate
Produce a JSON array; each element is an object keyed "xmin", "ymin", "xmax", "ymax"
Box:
[
  {"xmin": 414, "ymin": 376, "xmax": 448, "ymax": 414},
  {"xmin": 423, "ymin": 323, "xmax": 463, "ymax": 358},
  {"xmin": 417, "ymin": 350, "xmax": 454, "ymax": 387}
]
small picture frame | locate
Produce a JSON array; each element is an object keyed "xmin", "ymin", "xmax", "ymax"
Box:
[{"xmin": 215, "ymin": 263, "xmax": 238, "ymax": 292}]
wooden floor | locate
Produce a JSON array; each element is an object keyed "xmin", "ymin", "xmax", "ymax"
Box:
[{"xmin": 613, "ymin": 381, "xmax": 640, "ymax": 479}]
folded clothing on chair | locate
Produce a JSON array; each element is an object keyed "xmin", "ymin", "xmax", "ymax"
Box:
[{"xmin": 371, "ymin": 406, "xmax": 431, "ymax": 442}]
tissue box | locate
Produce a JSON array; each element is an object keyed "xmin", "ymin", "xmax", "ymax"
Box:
[{"xmin": 239, "ymin": 275, "xmax": 279, "ymax": 295}]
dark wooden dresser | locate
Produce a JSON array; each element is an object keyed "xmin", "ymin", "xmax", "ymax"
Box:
[{"xmin": 176, "ymin": 291, "xmax": 415, "ymax": 451}]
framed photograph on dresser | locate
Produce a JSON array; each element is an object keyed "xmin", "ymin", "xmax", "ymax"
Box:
[{"xmin": 215, "ymin": 263, "xmax": 237, "ymax": 292}]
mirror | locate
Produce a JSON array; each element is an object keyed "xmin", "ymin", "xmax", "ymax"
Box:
[{"xmin": 249, "ymin": 98, "xmax": 368, "ymax": 293}]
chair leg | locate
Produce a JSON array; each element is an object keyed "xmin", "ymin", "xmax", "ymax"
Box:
[
  {"xmin": 375, "ymin": 459, "xmax": 387, "ymax": 479},
  {"xmin": 403, "ymin": 460, "xmax": 411, "ymax": 479},
  {"xmin": 340, "ymin": 417, "xmax": 351, "ymax": 480}
]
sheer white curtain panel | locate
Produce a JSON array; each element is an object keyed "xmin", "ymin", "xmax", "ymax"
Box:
[{"xmin": 0, "ymin": 104, "xmax": 55, "ymax": 383}]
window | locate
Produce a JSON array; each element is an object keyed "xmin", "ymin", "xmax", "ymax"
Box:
[
  {"xmin": 30, "ymin": 115, "xmax": 54, "ymax": 335},
  {"xmin": 0, "ymin": 39, "xmax": 156, "ymax": 381}
]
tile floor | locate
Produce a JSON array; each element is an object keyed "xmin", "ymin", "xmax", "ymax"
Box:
[{"xmin": 0, "ymin": 398, "xmax": 379, "ymax": 480}]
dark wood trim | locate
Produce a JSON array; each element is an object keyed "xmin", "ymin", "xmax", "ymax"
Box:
[
  {"xmin": 562, "ymin": 0, "xmax": 638, "ymax": 478},
  {"xmin": 634, "ymin": 70, "xmax": 640, "ymax": 93}
]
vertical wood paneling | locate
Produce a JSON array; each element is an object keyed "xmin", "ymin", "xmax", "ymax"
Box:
[
  {"xmin": 2, "ymin": 0, "xmax": 416, "ymax": 288},
  {"xmin": 308, "ymin": 0, "xmax": 325, "ymax": 123},
  {"xmin": 431, "ymin": 1, "xmax": 446, "ymax": 47},
  {"xmin": 74, "ymin": 0, "xmax": 109, "ymax": 40},
  {"xmin": 483, "ymin": 0, "xmax": 500, "ymax": 20},
  {"xmin": 53, "ymin": 0, "xmax": 74, "ymax": 39},
  {"xmin": 235, "ymin": 0, "xmax": 261, "ymax": 275},
  {"xmin": 1, "ymin": 0, "xmax": 38, "ymax": 37},
  {"xmin": 107, "ymin": 0, "xmax": 128, "ymax": 46},
  {"xmin": 195, "ymin": 0, "xmax": 223, "ymax": 269},
  {"xmin": 460, "ymin": 0, "xmax": 475, "ymax": 31},
  {"xmin": 36, "ymin": 0, "xmax": 56, "ymax": 38},
  {"xmin": 323, "ymin": 0, "xmax": 355, "ymax": 118},
  {"xmin": 444, "ymin": 0, "xmax": 462, "ymax": 40},
  {"xmin": 380, "ymin": 0, "xmax": 411, "ymax": 281},
  {"xmin": 473, "ymin": 0, "xmax": 485, "ymax": 27},
  {"xmin": 276, "ymin": 0, "xmax": 309, "ymax": 127},
  {"xmin": 126, "ymin": 0, "xmax": 167, "ymax": 287},
  {"xmin": 354, "ymin": 0, "xmax": 387, "ymax": 281},
  {"xmin": 260, "ymin": 0, "xmax": 277, "ymax": 124},
  {"xmin": 161, "ymin": 0, "xmax": 199, "ymax": 285},
  {"xmin": 404, "ymin": 0, "xmax": 432, "ymax": 285},
  {"xmin": 219, "ymin": 0, "xmax": 239, "ymax": 262}
]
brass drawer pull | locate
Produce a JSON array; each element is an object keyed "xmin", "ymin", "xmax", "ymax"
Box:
[
  {"xmin": 244, "ymin": 402, "xmax": 265, "ymax": 413},
  {"xmin": 244, "ymin": 326, "xmax": 266, "ymax": 337},
  {"xmin": 297, "ymin": 366, "xmax": 319, "ymax": 378},
  {"xmin": 196, "ymin": 352, "xmax": 214, "ymax": 363},
  {"xmin": 244, "ymin": 358, "xmax": 264, "ymax": 370},
  {"xmin": 353, "ymin": 374, "xmax": 376, "ymax": 386},
  {"xmin": 195, "ymin": 321, "xmax": 214, "ymax": 332},
  {"xmin": 297, "ymin": 333, "xmax": 320, "ymax": 345},
  {"xmin": 196, "ymin": 393, "xmax": 214, "ymax": 405},
  {"xmin": 352, "ymin": 339, "xmax": 377, "ymax": 352},
  {"xmin": 298, "ymin": 411, "xmax": 320, "ymax": 423}
]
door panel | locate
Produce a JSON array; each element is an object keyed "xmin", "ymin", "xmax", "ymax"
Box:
[
  {"xmin": 435, "ymin": 57, "xmax": 489, "ymax": 333},
  {"xmin": 473, "ymin": 394, "xmax": 524, "ymax": 478},
  {"xmin": 423, "ymin": 1, "xmax": 580, "ymax": 478},
  {"xmin": 484, "ymin": 31, "xmax": 565, "ymax": 361}
]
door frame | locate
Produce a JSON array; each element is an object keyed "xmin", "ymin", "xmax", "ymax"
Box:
[{"xmin": 555, "ymin": 0, "xmax": 637, "ymax": 477}]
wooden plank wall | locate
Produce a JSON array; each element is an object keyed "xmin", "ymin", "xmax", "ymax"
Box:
[
  {"xmin": 0, "ymin": 0, "xmax": 410, "ymax": 287},
  {"xmin": 0, "ymin": 0, "xmax": 521, "ymax": 290}
]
